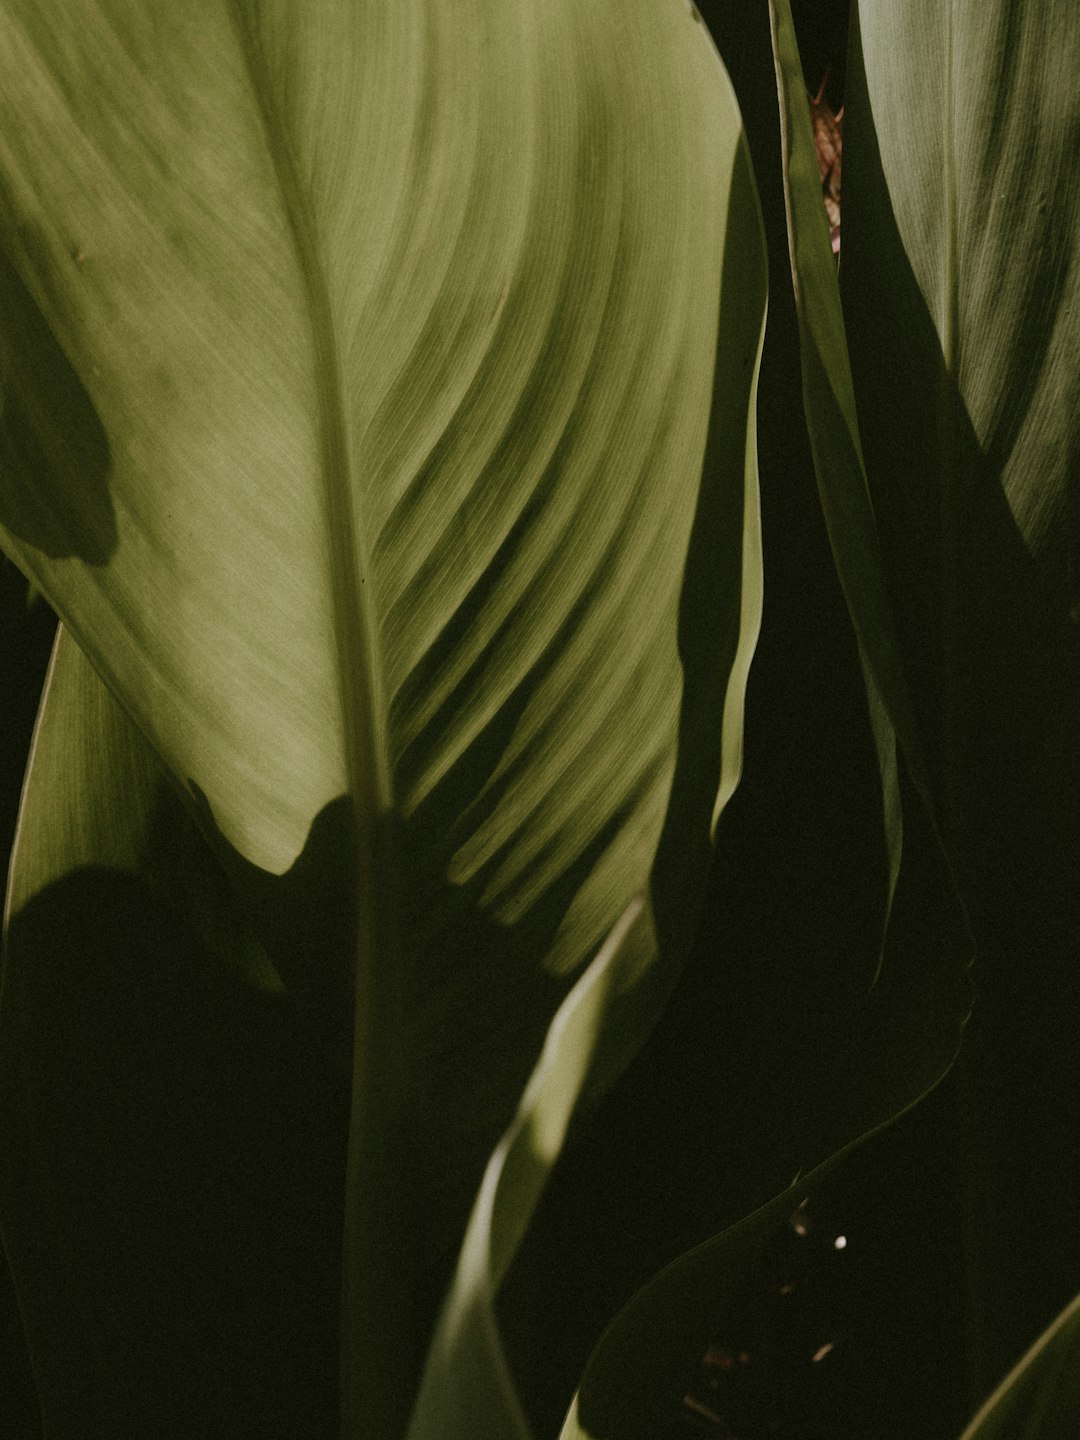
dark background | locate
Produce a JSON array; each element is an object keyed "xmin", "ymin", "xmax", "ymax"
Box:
[{"xmin": 498, "ymin": 3, "xmax": 973, "ymax": 1435}]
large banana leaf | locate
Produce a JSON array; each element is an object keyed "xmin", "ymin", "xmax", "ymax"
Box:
[
  {"xmin": 841, "ymin": 0, "xmax": 1080, "ymax": 1395},
  {"xmin": 0, "ymin": 2, "xmax": 765, "ymax": 1435},
  {"xmin": 1, "ymin": 629, "xmax": 350, "ymax": 1439}
]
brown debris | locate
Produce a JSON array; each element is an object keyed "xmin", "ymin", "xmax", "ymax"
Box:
[{"xmin": 809, "ymin": 74, "xmax": 843, "ymax": 254}]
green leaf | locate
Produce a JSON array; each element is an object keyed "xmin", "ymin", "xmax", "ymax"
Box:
[
  {"xmin": 0, "ymin": 3, "xmax": 765, "ymax": 1433},
  {"xmin": 4, "ymin": 626, "xmax": 287, "ymax": 1001},
  {"xmin": 841, "ymin": 0, "xmax": 1080, "ymax": 1394},
  {"xmin": 406, "ymin": 898, "xmax": 645, "ymax": 1440},
  {"xmin": 537, "ymin": 9, "xmax": 978, "ymax": 1431},
  {"xmin": 767, "ymin": 0, "xmax": 939, "ymax": 974},
  {"xmin": 0, "ymin": 0, "xmax": 749, "ymax": 881},
  {"xmin": 768, "ymin": 0, "xmax": 986, "ymax": 1167},
  {"xmin": 1, "ymin": 626, "xmax": 355, "ymax": 1439},
  {"xmin": 841, "ymin": 0, "xmax": 1080, "ymax": 829},
  {"xmin": 554, "ymin": 980, "xmax": 970, "ymax": 1440},
  {"xmin": 0, "ymin": 553, "xmax": 53, "ymax": 900},
  {"xmin": 958, "ymin": 1291, "xmax": 1080, "ymax": 1439},
  {"xmin": 766, "ymin": 0, "xmax": 972, "ymax": 1236}
]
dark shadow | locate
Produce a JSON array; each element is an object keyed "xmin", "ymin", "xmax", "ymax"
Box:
[
  {"xmin": 572, "ymin": 1063, "xmax": 972, "ymax": 1440},
  {"xmin": 0, "ymin": 559, "xmax": 57, "ymax": 888},
  {"xmin": 183, "ymin": 783, "xmax": 360, "ymax": 1072},
  {"xmin": 841, "ymin": 5, "xmax": 1080, "ymax": 1402},
  {"xmin": 13, "ymin": 5, "xmax": 1071, "ymax": 1430},
  {"xmin": 0, "ymin": 562, "xmax": 55, "ymax": 1440},
  {"xmin": 841, "ymin": 8, "xmax": 1080, "ymax": 829},
  {"xmin": 588, "ymin": 765, "xmax": 968, "ymax": 1440},
  {"xmin": 0, "ymin": 734, "xmax": 649, "ymax": 1440},
  {"xmin": 499, "ymin": 6, "xmax": 974, "ymax": 1436},
  {"xmin": 0, "ymin": 234, "xmax": 116, "ymax": 564},
  {"xmin": 0, "ymin": 865, "xmax": 347, "ymax": 1440}
]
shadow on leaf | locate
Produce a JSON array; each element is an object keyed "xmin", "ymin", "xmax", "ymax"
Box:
[{"xmin": 0, "ymin": 236, "xmax": 115, "ymax": 566}]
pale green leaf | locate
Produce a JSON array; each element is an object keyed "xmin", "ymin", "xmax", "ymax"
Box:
[
  {"xmin": 0, "ymin": 0, "xmax": 747, "ymax": 884},
  {"xmin": 4, "ymin": 624, "xmax": 287, "ymax": 1002},
  {"xmin": 0, "ymin": 3, "xmax": 765, "ymax": 1433}
]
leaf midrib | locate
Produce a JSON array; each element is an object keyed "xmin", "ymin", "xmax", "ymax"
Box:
[
  {"xmin": 227, "ymin": 11, "xmax": 403, "ymax": 1428},
  {"xmin": 229, "ymin": 12, "xmax": 391, "ymax": 822}
]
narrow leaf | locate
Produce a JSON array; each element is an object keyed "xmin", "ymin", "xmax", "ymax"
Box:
[
  {"xmin": 406, "ymin": 899, "xmax": 645, "ymax": 1440},
  {"xmin": 959, "ymin": 1291, "xmax": 1080, "ymax": 1440},
  {"xmin": 769, "ymin": 0, "xmax": 920, "ymax": 767},
  {"xmin": 767, "ymin": 0, "xmax": 939, "ymax": 985}
]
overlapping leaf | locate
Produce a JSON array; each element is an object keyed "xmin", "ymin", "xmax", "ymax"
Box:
[
  {"xmin": 406, "ymin": 899, "xmax": 644, "ymax": 1440},
  {"xmin": 768, "ymin": 0, "xmax": 938, "ymax": 980},
  {"xmin": 841, "ymin": 0, "xmax": 1080, "ymax": 825},
  {"xmin": 842, "ymin": 0, "xmax": 1080, "ymax": 1392},
  {"xmin": 0, "ymin": 2, "xmax": 765, "ymax": 1434},
  {"xmin": 498, "ymin": 6, "xmax": 975, "ymax": 1432}
]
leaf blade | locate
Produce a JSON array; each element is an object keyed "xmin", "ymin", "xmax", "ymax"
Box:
[
  {"xmin": 406, "ymin": 899, "xmax": 646, "ymax": 1440},
  {"xmin": 0, "ymin": 4, "xmax": 767, "ymax": 1434},
  {"xmin": 959, "ymin": 1291, "xmax": 1080, "ymax": 1440},
  {"xmin": 842, "ymin": 0, "xmax": 1080, "ymax": 1390}
]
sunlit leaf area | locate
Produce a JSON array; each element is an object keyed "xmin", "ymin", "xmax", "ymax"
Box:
[{"xmin": 1, "ymin": 1, "xmax": 1077, "ymax": 1437}]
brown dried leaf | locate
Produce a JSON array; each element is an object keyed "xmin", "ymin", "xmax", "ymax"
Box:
[{"xmin": 809, "ymin": 73, "xmax": 843, "ymax": 253}]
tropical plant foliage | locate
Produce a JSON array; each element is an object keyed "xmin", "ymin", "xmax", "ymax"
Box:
[{"xmin": 0, "ymin": 0, "xmax": 1076, "ymax": 1437}]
